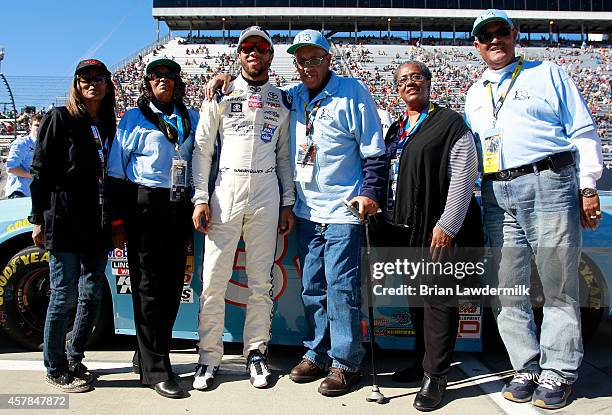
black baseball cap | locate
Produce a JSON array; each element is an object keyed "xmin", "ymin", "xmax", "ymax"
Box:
[{"xmin": 75, "ymin": 59, "xmax": 111, "ymax": 76}]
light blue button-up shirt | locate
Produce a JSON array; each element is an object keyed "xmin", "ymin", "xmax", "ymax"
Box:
[
  {"xmin": 286, "ymin": 71, "xmax": 385, "ymax": 224},
  {"xmin": 4, "ymin": 135, "xmax": 36, "ymax": 197},
  {"xmin": 107, "ymin": 103, "xmax": 199, "ymax": 188},
  {"xmin": 464, "ymin": 59, "xmax": 596, "ymax": 171}
]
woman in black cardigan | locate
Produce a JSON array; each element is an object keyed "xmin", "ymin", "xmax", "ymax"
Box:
[{"xmin": 373, "ymin": 61, "xmax": 483, "ymax": 411}]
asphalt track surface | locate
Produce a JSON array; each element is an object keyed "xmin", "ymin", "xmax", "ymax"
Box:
[{"xmin": 0, "ymin": 318, "xmax": 610, "ymax": 415}]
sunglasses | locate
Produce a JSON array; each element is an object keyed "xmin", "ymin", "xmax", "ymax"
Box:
[
  {"xmin": 477, "ymin": 26, "xmax": 512, "ymax": 43},
  {"xmin": 294, "ymin": 56, "xmax": 328, "ymax": 69},
  {"xmin": 397, "ymin": 74, "xmax": 428, "ymax": 87},
  {"xmin": 239, "ymin": 42, "xmax": 271, "ymax": 54},
  {"xmin": 148, "ymin": 71, "xmax": 179, "ymax": 81},
  {"xmin": 77, "ymin": 74, "xmax": 110, "ymax": 85}
]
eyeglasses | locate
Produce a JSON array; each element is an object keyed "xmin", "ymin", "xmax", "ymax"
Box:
[
  {"xmin": 77, "ymin": 74, "xmax": 110, "ymax": 85},
  {"xmin": 294, "ymin": 56, "xmax": 328, "ymax": 69},
  {"xmin": 239, "ymin": 42, "xmax": 271, "ymax": 54},
  {"xmin": 148, "ymin": 71, "xmax": 179, "ymax": 81},
  {"xmin": 396, "ymin": 74, "xmax": 428, "ymax": 87},
  {"xmin": 477, "ymin": 26, "xmax": 512, "ymax": 43}
]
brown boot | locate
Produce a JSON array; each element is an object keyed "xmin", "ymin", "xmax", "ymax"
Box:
[
  {"xmin": 318, "ymin": 367, "xmax": 362, "ymax": 397},
  {"xmin": 289, "ymin": 359, "xmax": 326, "ymax": 383}
]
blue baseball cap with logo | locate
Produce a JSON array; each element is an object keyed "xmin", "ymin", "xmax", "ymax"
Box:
[
  {"xmin": 472, "ymin": 9, "xmax": 513, "ymax": 37},
  {"xmin": 287, "ymin": 30, "xmax": 330, "ymax": 55}
]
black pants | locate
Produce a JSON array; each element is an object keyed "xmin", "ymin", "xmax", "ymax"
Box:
[
  {"xmin": 125, "ymin": 184, "xmax": 192, "ymax": 385},
  {"xmin": 371, "ymin": 218, "xmax": 459, "ymax": 377}
]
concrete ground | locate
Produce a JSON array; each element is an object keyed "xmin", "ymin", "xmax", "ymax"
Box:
[{"xmin": 0, "ymin": 319, "xmax": 611, "ymax": 415}]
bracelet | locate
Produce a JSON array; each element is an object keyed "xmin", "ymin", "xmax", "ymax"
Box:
[{"xmin": 111, "ymin": 219, "xmax": 124, "ymax": 227}]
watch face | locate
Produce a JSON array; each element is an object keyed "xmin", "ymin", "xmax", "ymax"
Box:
[{"xmin": 582, "ymin": 188, "xmax": 597, "ymax": 197}]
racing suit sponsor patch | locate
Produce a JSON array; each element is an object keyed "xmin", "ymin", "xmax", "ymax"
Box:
[
  {"xmin": 261, "ymin": 123, "xmax": 278, "ymax": 143},
  {"xmin": 231, "ymin": 103, "xmax": 243, "ymax": 113},
  {"xmin": 248, "ymin": 94, "xmax": 263, "ymax": 109}
]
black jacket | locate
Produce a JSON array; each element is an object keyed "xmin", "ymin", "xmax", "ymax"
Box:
[{"xmin": 29, "ymin": 107, "xmax": 111, "ymax": 253}]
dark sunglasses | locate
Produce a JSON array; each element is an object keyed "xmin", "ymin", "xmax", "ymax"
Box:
[
  {"xmin": 240, "ymin": 42, "xmax": 271, "ymax": 54},
  {"xmin": 148, "ymin": 71, "xmax": 179, "ymax": 81},
  {"xmin": 77, "ymin": 74, "xmax": 110, "ymax": 85},
  {"xmin": 477, "ymin": 26, "xmax": 512, "ymax": 43}
]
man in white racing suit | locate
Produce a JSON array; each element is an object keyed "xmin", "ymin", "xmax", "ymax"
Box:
[{"xmin": 191, "ymin": 26, "xmax": 295, "ymax": 390}]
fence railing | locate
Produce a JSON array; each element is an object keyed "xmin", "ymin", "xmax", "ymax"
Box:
[{"xmin": 110, "ymin": 33, "xmax": 176, "ymax": 72}]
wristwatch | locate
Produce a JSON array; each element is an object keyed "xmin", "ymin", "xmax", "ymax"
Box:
[{"xmin": 580, "ymin": 188, "xmax": 598, "ymax": 198}]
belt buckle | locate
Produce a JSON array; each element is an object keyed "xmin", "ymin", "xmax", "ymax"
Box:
[{"xmin": 496, "ymin": 170, "xmax": 511, "ymax": 181}]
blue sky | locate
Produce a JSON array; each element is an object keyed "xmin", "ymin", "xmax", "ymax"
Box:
[{"xmin": 0, "ymin": 1, "xmax": 165, "ymax": 76}]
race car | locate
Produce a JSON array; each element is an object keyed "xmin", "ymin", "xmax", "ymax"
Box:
[{"xmin": 0, "ymin": 195, "xmax": 610, "ymax": 351}]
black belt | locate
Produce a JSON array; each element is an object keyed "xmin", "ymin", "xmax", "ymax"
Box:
[{"xmin": 484, "ymin": 151, "xmax": 575, "ymax": 182}]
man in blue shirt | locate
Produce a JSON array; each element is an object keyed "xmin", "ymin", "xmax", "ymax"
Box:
[
  {"xmin": 465, "ymin": 9, "xmax": 603, "ymax": 410},
  {"xmin": 4, "ymin": 114, "xmax": 42, "ymax": 198},
  {"xmin": 284, "ymin": 31, "xmax": 386, "ymax": 397}
]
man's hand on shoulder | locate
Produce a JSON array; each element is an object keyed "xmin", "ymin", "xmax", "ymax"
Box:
[{"xmin": 205, "ymin": 73, "xmax": 234, "ymax": 101}]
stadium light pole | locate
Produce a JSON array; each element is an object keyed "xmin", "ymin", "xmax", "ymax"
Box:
[
  {"xmin": 549, "ymin": 20, "xmax": 554, "ymax": 46},
  {"xmin": 222, "ymin": 18, "xmax": 226, "ymax": 44}
]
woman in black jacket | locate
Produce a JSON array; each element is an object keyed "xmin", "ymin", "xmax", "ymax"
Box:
[
  {"xmin": 29, "ymin": 59, "xmax": 116, "ymax": 393},
  {"xmin": 373, "ymin": 61, "xmax": 483, "ymax": 411}
]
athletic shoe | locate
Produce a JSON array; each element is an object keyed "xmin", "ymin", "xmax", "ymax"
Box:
[
  {"xmin": 532, "ymin": 378, "xmax": 572, "ymax": 410},
  {"xmin": 69, "ymin": 362, "xmax": 96, "ymax": 384},
  {"xmin": 502, "ymin": 372, "xmax": 539, "ymax": 403},
  {"xmin": 46, "ymin": 371, "xmax": 92, "ymax": 393},
  {"xmin": 193, "ymin": 364, "xmax": 218, "ymax": 390},
  {"xmin": 247, "ymin": 351, "xmax": 271, "ymax": 389}
]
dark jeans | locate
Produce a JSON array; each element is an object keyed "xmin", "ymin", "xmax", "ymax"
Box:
[{"xmin": 43, "ymin": 251, "xmax": 107, "ymax": 377}]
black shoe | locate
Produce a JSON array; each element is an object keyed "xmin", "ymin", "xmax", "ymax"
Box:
[
  {"xmin": 413, "ymin": 373, "xmax": 447, "ymax": 412},
  {"xmin": 150, "ymin": 378, "xmax": 189, "ymax": 399},
  {"xmin": 391, "ymin": 364, "xmax": 424, "ymax": 383},
  {"xmin": 132, "ymin": 363, "xmax": 140, "ymax": 374},
  {"xmin": 46, "ymin": 371, "xmax": 92, "ymax": 393}
]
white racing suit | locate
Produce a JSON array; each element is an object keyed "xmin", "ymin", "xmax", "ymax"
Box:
[{"xmin": 192, "ymin": 75, "xmax": 294, "ymax": 366}]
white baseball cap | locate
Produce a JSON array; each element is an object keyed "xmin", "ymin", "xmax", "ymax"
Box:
[{"xmin": 238, "ymin": 26, "xmax": 274, "ymax": 50}]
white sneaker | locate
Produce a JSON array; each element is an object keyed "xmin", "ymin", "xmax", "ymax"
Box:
[
  {"xmin": 193, "ymin": 364, "xmax": 218, "ymax": 390},
  {"xmin": 247, "ymin": 351, "xmax": 271, "ymax": 389}
]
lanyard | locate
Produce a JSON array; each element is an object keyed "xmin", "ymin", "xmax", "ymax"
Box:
[
  {"xmin": 161, "ymin": 113, "xmax": 185, "ymax": 152},
  {"xmin": 396, "ymin": 102, "xmax": 434, "ymax": 157},
  {"xmin": 90, "ymin": 125, "xmax": 106, "ymax": 176},
  {"xmin": 486, "ymin": 57, "xmax": 524, "ymax": 122},
  {"xmin": 304, "ymin": 99, "xmax": 324, "ymax": 146}
]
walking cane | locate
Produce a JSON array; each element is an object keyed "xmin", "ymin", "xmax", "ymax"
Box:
[
  {"xmin": 364, "ymin": 216, "xmax": 385, "ymax": 404},
  {"xmin": 342, "ymin": 200, "xmax": 386, "ymax": 403}
]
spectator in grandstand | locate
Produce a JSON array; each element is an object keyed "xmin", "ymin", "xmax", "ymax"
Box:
[
  {"xmin": 29, "ymin": 59, "xmax": 116, "ymax": 393},
  {"xmin": 373, "ymin": 60, "xmax": 481, "ymax": 412},
  {"xmin": 4, "ymin": 114, "xmax": 42, "ymax": 198},
  {"xmin": 465, "ymin": 9, "xmax": 603, "ymax": 410},
  {"xmin": 106, "ymin": 57, "xmax": 199, "ymax": 399},
  {"xmin": 206, "ymin": 28, "xmax": 386, "ymax": 397},
  {"xmin": 191, "ymin": 25, "xmax": 294, "ymax": 391}
]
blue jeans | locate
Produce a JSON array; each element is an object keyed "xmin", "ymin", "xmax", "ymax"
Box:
[
  {"xmin": 296, "ymin": 218, "xmax": 365, "ymax": 372},
  {"xmin": 482, "ymin": 165, "xmax": 583, "ymax": 384},
  {"xmin": 44, "ymin": 251, "xmax": 107, "ymax": 377}
]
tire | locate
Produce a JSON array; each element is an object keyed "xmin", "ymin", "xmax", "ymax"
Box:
[
  {"xmin": 0, "ymin": 246, "xmax": 114, "ymax": 351},
  {"xmin": 0, "ymin": 246, "xmax": 51, "ymax": 350},
  {"xmin": 530, "ymin": 252, "xmax": 606, "ymax": 343}
]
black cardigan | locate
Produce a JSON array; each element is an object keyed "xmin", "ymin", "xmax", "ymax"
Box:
[{"xmin": 383, "ymin": 105, "xmax": 482, "ymax": 248}]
